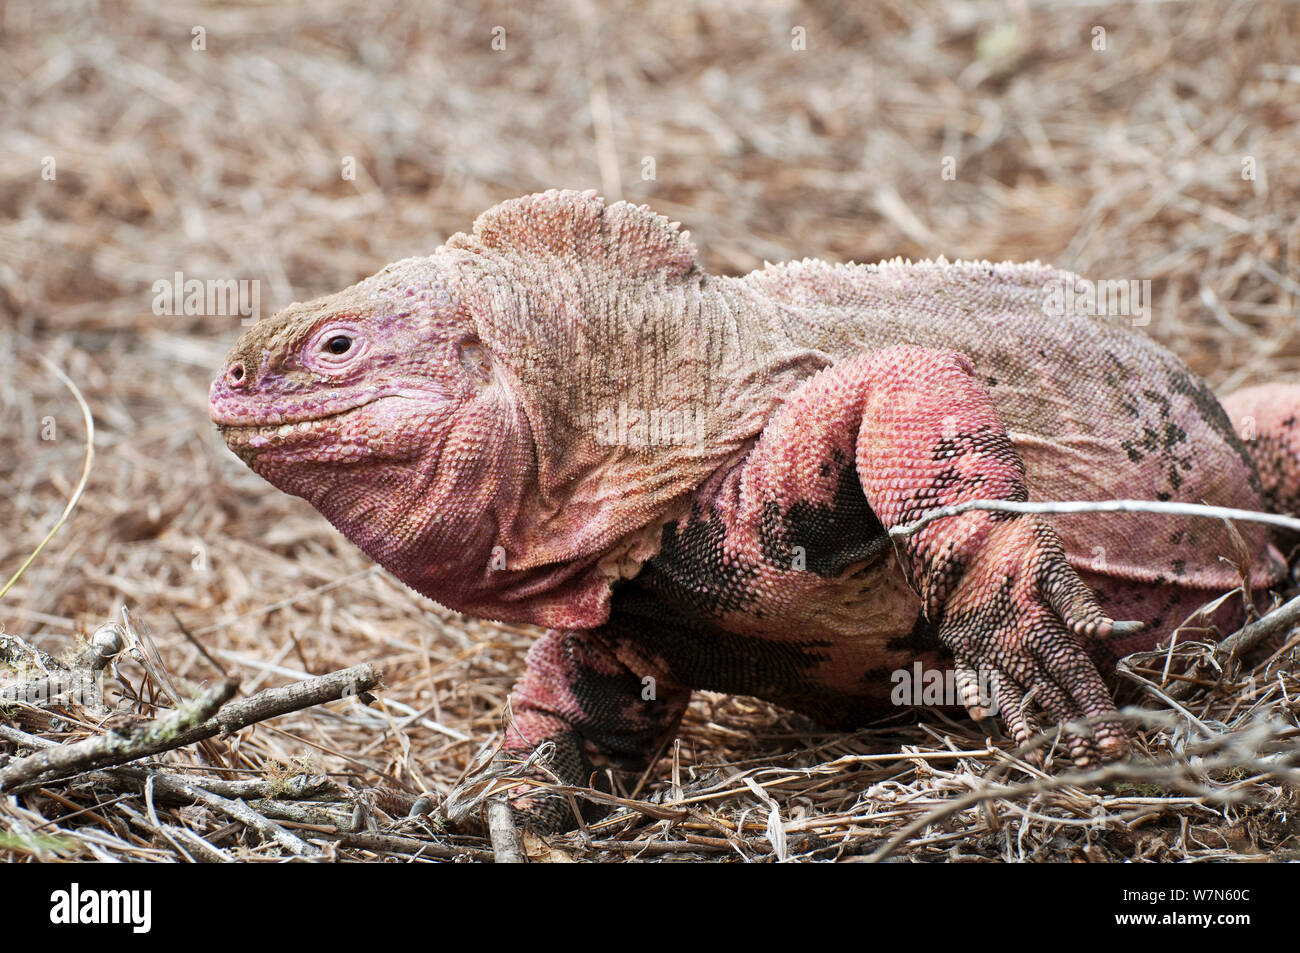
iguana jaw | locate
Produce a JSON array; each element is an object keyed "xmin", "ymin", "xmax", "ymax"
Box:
[
  {"xmin": 212, "ymin": 393, "xmax": 443, "ymax": 471},
  {"xmin": 213, "ymin": 398, "xmax": 378, "ymax": 447},
  {"xmin": 210, "ymin": 380, "xmax": 448, "ymax": 459}
]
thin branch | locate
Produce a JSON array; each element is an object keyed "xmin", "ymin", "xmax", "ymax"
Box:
[
  {"xmin": 0, "ymin": 679, "xmax": 238, "ymax": 790},
  {"xmin": 168, "ymin": 826, "xmax": 236, "ymax": 863},
  {"xmin": 866, "ymin": 728, "xmax": 1300, "ymax": 863},
  {"xmin": 888, "ymin": 497, "xmax": 1300, "ymax": 539},
  {"xmin": 0, "ymin": 663, "xmax": 381, "ymax": 791},
  {"xmin": 487, "ymin": 797, "xmax": 526, "ymax": 864},
  {"xmin": 1164, "ymin": 591, "xmax": 1300, "ymax": 700},
  {"xmin": 149, "ymin": 771, "xmax": 318, "ymax": 857},
  {"xmin": 334, "ymin": 831, "xmax": 493, "ymax": 863},
  {"xmin": 0, "ymin": 354, "xmax": 96, "ymax": 603}
]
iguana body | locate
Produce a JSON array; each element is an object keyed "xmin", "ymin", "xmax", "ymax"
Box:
[{"xmin": 210, "ymin": 190, "xmax": 1297, "ymax": 831}]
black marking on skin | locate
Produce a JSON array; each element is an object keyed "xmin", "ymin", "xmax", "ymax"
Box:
[
  {"xmin": 896, "ymin": 475, "xmax": 1026, "ymax": 529},
  {"xmin": 1172, "ymin": 559, "xmax": 1186, "ymax": 577},
  {"xmin": 1167, "ymin": 370, "xmax": 1266, "ymax": 498},
  {"xmin": 1120, "ymin": 424, "xmax": 1186, "ymax": 463},
  {"xmin": 566, "ymin": 647, "xmax": 685, "ymax": 761},
  {"xmin": 757, "ymin": 453, "xmax": 891, "ymax": 578},
  {"xmin": 927, "ymin": 466, "xmax": 974, "ymax": 500},
  {"xmin": 885, "ymin": 613, "xmax": 944, "ymax": 654},
  {"xmin": 1096, "ymin": 349, "xmax": 1131, "ymax": 396},
  {"xmin": 609, "ymin": 565, "xmax": 937, "ymax": 728},
  {"xmin": 1142, "ymin": 388, "xmax": 1173, "ymax": 420},
  {"xmin": 932, "ymin": 425, "xmax": 1022, "ymax": 467},
  {"xmin": 607, "ymin": 589, "xmax": 833, "ymax": 697},
  {"xmin": 647, "ymin": 515, "xmax": 760, "ymax": 616},
  {"xmin": 1119, "ymin": 408, "xmax": 1196, "ymax": 497}
]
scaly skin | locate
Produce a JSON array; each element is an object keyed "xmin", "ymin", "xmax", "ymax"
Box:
[{"xmin": 210, "ymin": 190, "xmax": 1298, "ymax": 832}]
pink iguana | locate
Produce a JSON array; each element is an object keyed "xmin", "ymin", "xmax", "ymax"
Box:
[{"xmin": 209, "ymin": 190, "xmax": 1299, "ymax": 831}]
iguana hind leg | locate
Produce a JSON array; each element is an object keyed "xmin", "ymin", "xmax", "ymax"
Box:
[{"xmin": 1222, "ymin": 383, "xmax": 1300, "ymax": 519}]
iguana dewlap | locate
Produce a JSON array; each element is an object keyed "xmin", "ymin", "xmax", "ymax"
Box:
[{"xmin": 210, "ymin": 190, "xmax": 1298, "ymax": 831}]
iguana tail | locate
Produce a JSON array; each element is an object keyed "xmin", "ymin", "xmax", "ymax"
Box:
[{"xmin": 1221, "ymin": 383, "xmax": 1300, "ymax": 517}]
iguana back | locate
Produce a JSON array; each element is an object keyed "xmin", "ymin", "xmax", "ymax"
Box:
[{"xmin": 731, "ymin": 258, "xmax": 1280, "ymax": 592}]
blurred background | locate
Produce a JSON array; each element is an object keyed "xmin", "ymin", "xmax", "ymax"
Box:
[{"xmin": 1, "ymin": 0, "xmax": 1298, "ymax": 858}]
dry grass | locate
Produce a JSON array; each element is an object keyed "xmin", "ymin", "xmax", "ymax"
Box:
[{"xmin": 1, "ymin": 0, "xmax": 1298, "ymax": 862}]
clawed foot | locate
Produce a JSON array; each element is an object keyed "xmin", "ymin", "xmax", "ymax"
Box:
[{"xmin": 940, "ymin": 516, "xmax": 1141, "ymax": 767}]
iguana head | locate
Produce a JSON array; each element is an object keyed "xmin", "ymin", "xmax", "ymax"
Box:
[
  {"xmin": 209, "ymin": 249, "xmax": 544, "ymax": 615},
  {"xmin": 210, "ymin": 190, "xmax": 807, "ymax": 626},
  {"xmin": 210, "ymin": 266, "xmax": 491, "ymax": 477}
]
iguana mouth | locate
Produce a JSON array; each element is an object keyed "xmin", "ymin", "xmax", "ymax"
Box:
[{"xmin": 215, "ymin": 398, "xmax": 377, "ymax": 444}]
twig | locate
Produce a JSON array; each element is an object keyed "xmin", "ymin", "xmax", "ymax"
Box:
[
  {"xmin": 0, "ymin": 354, "xmax": 96, "ymax": 603},
  {"xmin": 889, "ymin": 497, "xmax": 1300, "ymax": 539},
  {"xmin": 174, "ymin": 774, "xmax": 338, "ymax": 801},
  {"xmin": 248, "ymin": 798, "xmax": 352, "ymax": 828},
  {"xmin": 168, "ymin": 826, "xmax": 236, "ymax": 863},
  {"xmin": 71, "ymin": 766, "xmax": 338, "ymax": 804},
  {"xmin": 1215, "ymin": 591, "xmax": 1300, "ymax": 664},
  {"xmin": 149, "ymin": 772, "xmax": 318, "ymax": 857},
  {"xmin": 335, "ymin": 831, "xmax": 493, "ymax": 863},
  {"xmin": 487, "ymin": 796, "xmax": 525, "ymax": 864},
  {"xmin": 1161, "ymin": 593, "xmax": 1300, "ymax": 701},
  {"xmin": 142, "ymin": 775, "xmax": 195, "ymax": 861},
  {"xmin": 193, "ymin": 663, "xmax": 379, "ymax": 738},
  {"xmin": 0, "ymin": 663, "xmax": 381, "ymax": 791},
  {"xmin": 0, "ymin": 723, "xmax": 55, "ymax": 750},
  {"xmin": 585, "ymin": 837, "xmax": 731, "ymax": 856},
  {"xmin": 0, "ymin": 624, "xmax": 124, "ymax": 707},
  {"xmin": 0, "ymin": 679, "xmax": 238, "ymax": 790},
  {"xmin": 865, "ymin": 717, "xmax": 1300, "ymax": 863}
]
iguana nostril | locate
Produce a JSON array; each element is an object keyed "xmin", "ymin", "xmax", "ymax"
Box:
[{"xmin": 227, "ymin": 362, "xmax": 246, "ymax": 386}]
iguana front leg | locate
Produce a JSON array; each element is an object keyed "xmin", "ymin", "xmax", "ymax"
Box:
[
  {"xmin": 500, "ymin": 627, "xmax": 691, "ymax": 831},
  {"xmin": 750, "ymin": 345, "xmax": 1132, "ymax": 765}
]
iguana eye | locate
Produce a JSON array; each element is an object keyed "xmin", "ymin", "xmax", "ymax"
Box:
[{"xmin": 305, "ymin": 323, "xmax": 366, "ymax": 370}]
